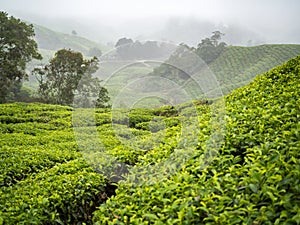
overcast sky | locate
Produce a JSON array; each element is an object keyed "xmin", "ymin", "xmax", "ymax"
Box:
[{"xmin": 1, "ymin": 0, "xmax": 300, "ymax": 45}]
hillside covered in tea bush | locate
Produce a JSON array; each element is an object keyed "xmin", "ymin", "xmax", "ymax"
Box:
[
  {"xmin": 210, "ymin": 44, "xmax": 300, "ymax": 94},
  {"xmin": 0, "ymin": 55, "xmax": 299, "ymax": 224},
  {"xmin": 93, "ymin": 55, "xmax": 300, "ymax": 224}
]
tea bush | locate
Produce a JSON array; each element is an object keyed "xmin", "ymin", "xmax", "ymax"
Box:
[
  {"xmin": 0, "ymin": 100, "xmax": 184, "ymax": 224},
  {"xmin": 0, "ymin": 103, "xmax": 114, "ymax": 224}
]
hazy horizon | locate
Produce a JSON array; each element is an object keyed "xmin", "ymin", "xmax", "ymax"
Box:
[{"xmin": 1, "ymin": 0, "xmax": 300, "ymax": 46}]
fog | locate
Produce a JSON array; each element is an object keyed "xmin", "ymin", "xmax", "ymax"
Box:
[{"xmin": 1, "ymin": 0, "xmax": 300, "ymax": 46}]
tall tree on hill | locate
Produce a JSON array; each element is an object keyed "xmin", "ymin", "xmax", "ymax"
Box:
[
  {"xmin": 0, "ymin": 11, "xmax": 42, "ymax": 103},
  {"xmin": 196, "ymin": 31, "xmax": 226, "ymax": 64},
  {"xmin": 211, "ymin": 31, "xmax": 224, "ymax": 47},
  {"xmin": 33, "ymin": 49, "xmax": 110, "ymax": 107}
]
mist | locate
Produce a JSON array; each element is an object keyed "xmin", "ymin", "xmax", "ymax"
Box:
[{"xmin": 1, "ymin": 0, "xmax": 300, "ymax": 46}]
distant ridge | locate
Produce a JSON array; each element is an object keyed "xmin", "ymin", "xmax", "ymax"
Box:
[{"xmin": 33, "ymin": 24, "xmax": 109, "ymax": 56}]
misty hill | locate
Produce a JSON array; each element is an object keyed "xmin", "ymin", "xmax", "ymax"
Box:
[
  {"xmin": 141, "ymin": 44, "xmax": 300, "ymax": 101},
  {"xmin": 96, "ymin": 44, "xmax": 300, "ymax": 107},
  {"xmin": 98, "ymin": 44, "xmax": 300, "ymax": 106},
  {"xmin": 33, "ymin": 24, "xmax": 109, "ymax": 56}
]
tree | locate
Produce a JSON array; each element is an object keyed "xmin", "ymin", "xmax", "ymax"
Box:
[
  {"xmin": 33, "ymin": 49, "xmax": 110, "ymax": 107},
  {"xmin": 210, "ymin": 31, "xmax": 224, "ymax": 47},
  {"xmin": 0, "ymin": 11, "xmax": 42, "ymax": 103},
  {"xmin": 196, "ymin": 31, "xmax": 226, "ymax": 64},
  {"xmin": 95, "ymin": 86, "xmax": 110, "ymax": 108},
  {"xmin": 115, "ymin": 37, "xmax": 133, "ymax": 48}
]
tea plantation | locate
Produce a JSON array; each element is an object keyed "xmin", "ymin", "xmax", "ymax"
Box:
[
  {"xmin": 93, "ymin": 55, "xmax": 300, "ymax": 224},
  {"xmin": 0, "ymin": 55, "xmax": 300, "ymax": 224}
]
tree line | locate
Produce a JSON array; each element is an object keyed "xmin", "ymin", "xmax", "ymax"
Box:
[{"xmin": 114, "ymin": 37, "xmax": 175, "ymax": 60}]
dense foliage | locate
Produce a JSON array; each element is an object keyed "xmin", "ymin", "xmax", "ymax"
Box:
[
  {"xmin": 0, "ymin": 11, "xmax": 41, "ymax": 103},
  {"xmin": 33, "ymin": 49, "xmax": 110, "ymax": 107}
]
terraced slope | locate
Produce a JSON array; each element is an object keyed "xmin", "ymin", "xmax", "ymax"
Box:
[{"xmin": 210, "ymin": 44, "xmax": 300, "ymax": 94}]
